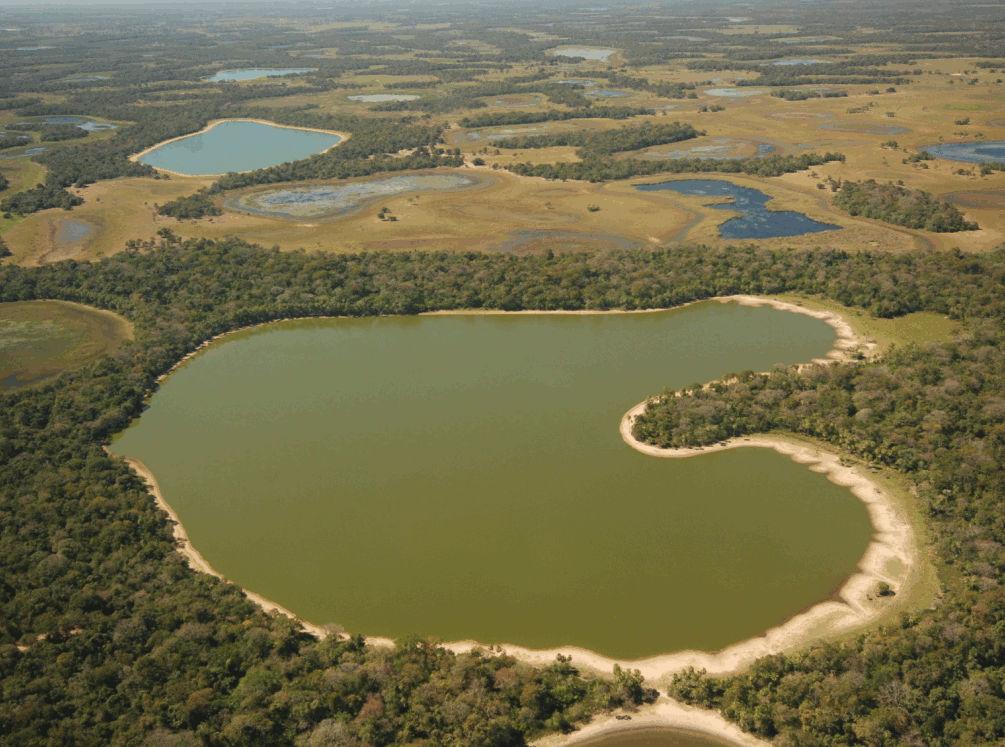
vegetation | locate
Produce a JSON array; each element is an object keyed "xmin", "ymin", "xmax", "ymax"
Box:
[
  {"xmin": 493, "ymin": 122, "xmax": 702, "ymax": 156},
  {"xmin": 835, "ymin": 180, "xmax": 979, "ymax": 232},
  {"xmin": 509, "ymin": 152, "xmax": 846, "ymax": 183},
  {"xmin": 157, "ymin": 191, "xmax": 223, "ymax": 220}
]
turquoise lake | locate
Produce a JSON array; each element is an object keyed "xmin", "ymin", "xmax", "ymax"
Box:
[{"xmin": 137, "ymin": 120, "xmax": 343, "ymax": 176}]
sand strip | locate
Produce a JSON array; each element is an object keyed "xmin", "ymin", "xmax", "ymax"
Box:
[
  {"xmin": 129, "ymin": 118, "xmax": 351, "ymax": 178},
  {"xmin": 534, "ymin": 697, "xmax": 768, "ymax": 746}
]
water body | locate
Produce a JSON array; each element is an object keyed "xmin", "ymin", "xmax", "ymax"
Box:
[
  {"xmin": 55, "ymin": 219, "xmax": 93, "ymax": 246},
  {"xmin": 0, "ymin": 146, "xmax": 47, "ymax": 160},
  {"xmin": 137, "ymin": 120, "xmax": 343, "ymax": 176},
  {"xmin": 550, "ymin": 46, "xmax": 617, "ymax": 60},
  {"xmin": 820, "ymin": 121, "xmax": 909, "ymax": 136},
  {"xmin": 230, "ymin": 173, "xmax": 479, "ymax": 219},
  {"xmin": 637, "ymin": 179, "xmax": 841, "ymax": 239},
  {"xmin": 634, "ymin": 137, "xmax": 774, "ymax": 161},
  {"xmin": 572, "ymin": 727, "xmax": 735, "ymax": 747},
  {"xmin": 704, "ymin": 87, "xmax": 768, "ymax": 98},
  {"xmin": 586, "ymin": 88, "xmax": 630, "ymax": 98},
  {"xmin": 558, "ymin": 78, "xmax": 599, "ymax": 87},
  {"xmin": 206, "ymin": 68, "xmax": 315, "ymax": 82},
  {"xmin": 772, "ymin": 58, "xmax": 825, "ymax": 66},
  {"xmin": 348, "ymin": 93, "xmax": 421, "ymax": 103},
  {"xmin": 113, "ymin": 306, "xmax": 871, "ymax": 658},
  {"xmin": 920, "ymin": 141, "xmax": 1005, "ymax": 164},
  {"xmin": 40, "ymin": 115, "xmax": 117, "ymax": 132}
]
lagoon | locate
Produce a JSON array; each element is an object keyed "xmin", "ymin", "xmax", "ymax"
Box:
[
  {"xmin": 637, "ymin": 179, "xmax": 841, "ymax": 239},
  {"xmin": 113, "ymin": 304, "xmax": 871, "ymax": 659},
  {"xmin": 136, "ymin": 120, "xmax": 343, "ymax": 176}
]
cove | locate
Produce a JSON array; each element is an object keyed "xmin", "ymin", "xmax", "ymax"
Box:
[
  {"xmin": 113, "ymin": 304, "xmax": 872, "ymax": 659},
  {"xmin": 135, "ymin": 120, "xmax": 343, "ymax": 176},
  {"xmin": 636, "ymin": 179, "xmax": 841, "ymax": 239}
]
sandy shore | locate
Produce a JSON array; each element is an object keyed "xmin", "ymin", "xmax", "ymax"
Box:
[
  {"xmin": 129, "ymin": 118, "xmax": 351, "ymax": 178},
  {"xmin": 533, "ymin": 697, "xmax": 768, "ymax": 746},
  {"xmin": 121, "ymin": 455, "xmax": 332, "ymax": 640}
]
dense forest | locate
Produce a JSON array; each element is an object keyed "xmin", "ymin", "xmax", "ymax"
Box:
[
  {"xmin": 834, "ymin": 180, "xmax": 979, "ymax": 232},
  {"xmin": 2, "ymin": 238, "xmax": 1005, "ymax": 743}
]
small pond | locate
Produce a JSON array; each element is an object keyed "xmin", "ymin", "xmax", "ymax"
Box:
[
  {"xmin": 40, "ymin": 115, "xmax": 117, "ymax": 132},
  {"xmin": 704, "ymin": 87, "xmax": 768, "ymax": 98},
  {"xmin": 549, "ymin": 46, "xmax": 617, "ymax": 60},
  {"xmin": 632, "ymin": 137, "xmax": 774, "ymax": 161},
  {"xmin": 637, "ymin": 179, "xmax": 841, "ymax": 239},
  {"xmin": 920, "ymin": 141, "xmax": 1005, "ymax": 164},
  {"xmin": 772, "ymin": 58, "xmax": 825, "ymax": 66},
  {"xmin": 55, "ymin": 219, "xmax": 94, "ymax": 247},
  {"xmin": 206, "ymin": 68, "xmax": 315, "ymax": 82},
  {"xmin": 586, "ymin": 89, "xmax": 630, "ymax": 98},
  {"xmin": 347, "ymin": 93, "xmax": 421, "ymax": 103},
  {"xmin": 230, "ymin": 173, "xmax": 480, "ymax": 219},
  {"xmin": 136, "ymin": 120, "xmax": 343, "ymax": 176}
]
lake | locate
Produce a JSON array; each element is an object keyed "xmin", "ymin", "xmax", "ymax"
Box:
[
  {"xmin": 113, "ymin": 304, "xmax": 872, "ymax": 659},
  {"xmin": 136, "ymin": 119, "xmax": 343, "ymax": 176},
  {"xmin": 206, "ymin": 68, "xmax": 315, "ymax": 82},
  {"xmin": 570, "ymin": 727, "xmax": 735, "ymax": 747},
  {"xmin": 920, "ymin": 141, "xmax": 1005, "ymax": 164},
  {"xmin": 550, "ymin": 46, "xmax": 617, "ymax": 60},
  {"xmin": 229, "ymin": 173, "xmax": 481, "ymax": 219},
  {"xmin": 637, "ymin": 179, "xmax": 841, "ymax": 239}
]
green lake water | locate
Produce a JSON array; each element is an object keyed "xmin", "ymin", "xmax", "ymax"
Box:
[
  {"xmin": 112, "ymin": 303, "xmax": 872, "ymax": 658},
  {"xmin": 137, "ymin": 120, "xmax": 342, "ymax": 176}
]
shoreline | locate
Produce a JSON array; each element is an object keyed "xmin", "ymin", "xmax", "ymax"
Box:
[
  {"xmin": 533, "ymin": 697, "xmax": 768, "ymax": 747},
  {"xmin": 128, "ymin": 118, "xmax": 351, "ymax": 178},
  {"xmin": 118, "ymin": 297, "xmax": 920, "ymax": 677}
]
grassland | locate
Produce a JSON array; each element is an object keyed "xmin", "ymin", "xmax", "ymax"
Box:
[{"xmin": 0, "ymin": 300, "xmax": 133, "ymax": 390}]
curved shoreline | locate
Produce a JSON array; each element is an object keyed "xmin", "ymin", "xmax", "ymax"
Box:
[
  {"xmin": 128, "ymin": 118, "xmax": 351, "ymax": 178},
  {"xmin": 116, "ymin": 297, "xmax": 920, "ymax": 674},
  {"xmin": 533, "ymin": 697, "xmax": 768, "ymax": 747}
]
